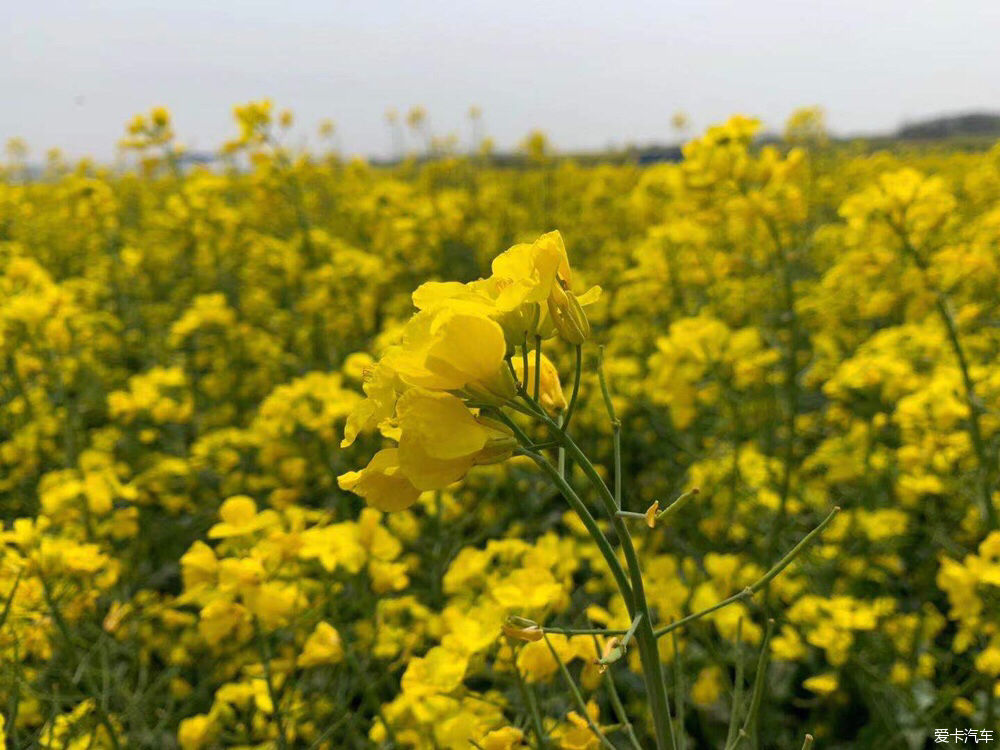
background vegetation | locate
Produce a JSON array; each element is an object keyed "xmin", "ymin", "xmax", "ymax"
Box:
[{"xmin": 1, "ymin": 104, "xmax": 1000, "ymax": 748}]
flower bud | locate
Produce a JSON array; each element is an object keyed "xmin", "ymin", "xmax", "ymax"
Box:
[
  {"xmin": 513, "ymin": 351, "xmax": 567, "ymax": 413},
  {"xmin": 547, "ymin": 284, "xmax": 591, "ymax": 345},
  {"xmin": 151, "ymin": 107, "xmax": 171, "ymax": 128}
]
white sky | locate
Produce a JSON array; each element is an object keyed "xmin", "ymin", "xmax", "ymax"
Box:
[{"xmin": 3, "ymin": 0, "xmax": 1000, "ymax": 160}]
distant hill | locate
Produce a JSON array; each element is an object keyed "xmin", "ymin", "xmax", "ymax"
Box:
[{"xmin": 895, "ymin": 112, "xmax": 1000, "ymax": 140}]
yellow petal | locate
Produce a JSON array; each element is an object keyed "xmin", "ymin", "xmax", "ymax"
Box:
[
  {"xmin": 425, "ymin": 312, "xmax": 507, "ymax": 388},
  {"xmin": 338, "ymin": 449, "xmax": 422, "ymax": 512},
  {"xmin": 341, "ymin": 361, "xmax": 398, "ymax": 447},
  {"xmin": 398, "ymin": 434, "xmax": 477, "ymax": 490},
  {"xmin": 396, "ymin": 390, "xmax": 488, "ymax": 459},
  {"xmin": 576, "ymin": 285, "xmax": 602, "ymax": 306},
  {"xmin": 490, "ymin": 233, "xmax": 564, "ymax": 308},
  {"xmin": 219, "ymin": 495, "xmax": 257, "ymax": 525}
]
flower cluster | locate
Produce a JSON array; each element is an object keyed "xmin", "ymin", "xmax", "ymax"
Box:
[{"xmin": 338, "ymin": 231, "xmax": 598, "ymax": 511}]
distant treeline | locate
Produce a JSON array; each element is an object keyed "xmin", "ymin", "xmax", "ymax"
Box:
[
  {"xmin": 896, "ymin": 112, "xmax": 1000, "ymax": 140},
  {"xmin": 627, "ymin": 111, "xmax": 1000, "ymax": 165}
]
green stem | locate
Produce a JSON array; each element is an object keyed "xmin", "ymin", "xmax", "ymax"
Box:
[
  {"xmin": 557, "ymin": 413, "xmax": 567, "ymax": 479},
  {"xmin": 534, "ymin": 336, "xmax": 542, "ymax": 401},
  {"xmin": 541, "ymin": 391, "xmax": 675, "ymax": 749},
  {"xmin": 671, "ymin": 630, "xmax": 686, "ymax": 750},
  {"xmin": 543, "ymin": 626, "xmax": 622, "ymax": 636},
  {"xmin": 558, "ymin": 346, "xmax": 583, "ymax": 480},
  {"xmin": 520, "ymin": 449, "xmax": 634, "ymax": 613},
  {"xmin": 657, "ymin": 591, "xmax": 752, "ymax": 640},
  {"xmin": 616, "ymin": 511, "xmax": 648, "ymax": 520},
  {"xmin": 726, "ymin": 620, "xmax": 774, "ymax": 750},
  {"xmin": 596, "ymin": 634, "xmax": 644, "ymax": 750},
  {"xmin": 656, "ymin": 506, "xmax": 839, "ymax": 638},
  {"xmin": 748, "ymin": 507, "xmax": 840, "ymax": 594},
  {"xmin": 544, "ymin": 507, "xmax": 839, "ymax": 642},
  {"xmin": 543, "ymin": 634, "xmax": 615, "ymax": 750},
  {"xmin": 512, "ymin": 359, "xmax": 840, "ymax": 750},
  {"xmin": 597, "ymin": 346, "xmax": 622, "ymax": 509},
  {"xmin": 522, "ymin": 336, "xmax": 530, "ymax": 391},
  {"xmin": 655, "ymin": 489, "xmax": 700, "ymax": 526},
  {"xmin": 725, "ymin": 619, "xmax": 745, "ymax": 749},
  {"xmin": 561, "ymin": 345, "xmax": 583, "ymax": 434}
]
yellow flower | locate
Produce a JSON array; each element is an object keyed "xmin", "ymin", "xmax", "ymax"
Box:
[
  {"xmin": 517, "ymin": 635, "xmax": 587, "ymax": 683},
  {"xmin": 395, "ymin": 389, "xmax": 515, "ymax": 490},
  {"xmin": 338, "ymin": 448, "xmax": 422, "ymax": 512},
  {"xmin": 251, "ymin": 677, "xmax": 274, "ymax": 714},
  {"xmin": 102, "ymin": 601, "xmax": 132, "ymax": 633},
  {"xmin": 975, "ymin": 644, "xmax": 1000, "ymax": 677},
  {"xmin": 341, "ymin": 361, "xmax": 399, "ymax": 448},
  {"xmin": 214, "ymin": 682, "xmax": 255, "ymax": 708},
  {"xmin": 178, "ymin": 714, "xmax": 216, "ymax": 750},
  {"xmin": 441, "ymin": 605, "xmax": 502, "ymax": 654},
  {"xmin": 412, "ymin": 232, "xmax": 599, "ymax": 350},
  {"xmin": 490, "ymin": 231, "xmax": 567, "ymax": 310},
  {"xmin": 207, "ymin": 496, "xmax": 279, "ymax": 538},
  {"xmin": 243, "ymin": 582, "xmax": 300, "ymax": 628},
  {"xmin": 491, "ymin": 566, "xmax": 564, "ymax": 610},
  {"xmin": 953, "ymin": 696, "xmax": 976, "ymax": 717},
  {"xmin": 368, "ymin": 559, "xmax": 410, "ymax": 593},
  {"xmin": 481, "ymin": 727, "xmax": 526, "ymax": 750},
  {"xmin": 400, "ymin": 646, "xmax": 470, "ymax": 697},
  {"xmin": 38, "ymin": 538, "xmax": 109, "ymax": 576},
  {"xmin": 384, "ymin": 309, "xmax": 515, "ymax": 402},
  {"xmin": 691, "ymin": 665, "xmax": 724, "ymax": 706},
  {"xmin": 216, "ymin": 558, "xmax": 265, "ymax": 594},
  {"xmin": 411, "ymin": 278, "xmax": 498, "ymax": 316},
  {"xmin": 298, "ymin": 622, "xmax": 344, "ymax": 668},
  {"xmin": 771, "ymin": 625, "xmax": 807, "ymax": 662},
  {"xmin": 513, "ymin": 351, "xmax": 567, "ymax": 413},
  {"xmin": 491, "ymin": 231, "xmax": 600, "ymax": 345},
  {"xmin": 803, "ymin": 672, "xmax": 839, "ymax": 695},
  {"xmin": 557, "ymin": 701, "xmax": 602, "ymax": 750},
  {"xmin": 198, "ymin": 600, "xmax": 248, "ymax": 647}
]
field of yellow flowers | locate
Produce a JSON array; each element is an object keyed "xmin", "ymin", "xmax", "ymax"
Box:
[{"xmin": 2, "ymin": 103, "xmax": 1000, "ymax": 749}]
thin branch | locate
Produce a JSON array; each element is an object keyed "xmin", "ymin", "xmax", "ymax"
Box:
[{"xmin": 542, "ymin": 634, "xmax": 615, "ymax": 750}]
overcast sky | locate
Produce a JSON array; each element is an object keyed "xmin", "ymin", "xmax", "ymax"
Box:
[{"xmin": 3, "ymin": 0, "xmax": 999, "ymax": 160}]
